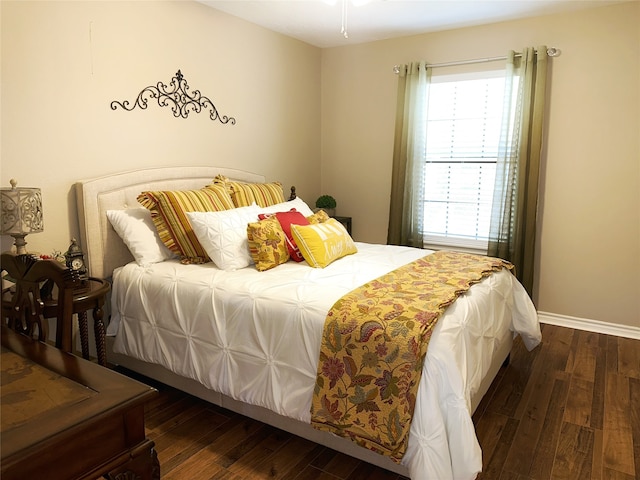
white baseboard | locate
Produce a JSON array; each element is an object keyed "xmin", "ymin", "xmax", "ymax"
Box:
[{"xmin": 537, "ymin": 311, "xmax": 640, "ymax": 340}]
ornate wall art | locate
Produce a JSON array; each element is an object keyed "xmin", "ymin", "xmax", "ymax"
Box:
[{"xmin": 110, "ymin": 70, "xmax": 236, "ymax": 125}]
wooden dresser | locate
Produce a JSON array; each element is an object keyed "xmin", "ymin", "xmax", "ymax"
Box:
[{"xmin": 1, "ymin": 325, "xmax": 159, "ymax": 480}]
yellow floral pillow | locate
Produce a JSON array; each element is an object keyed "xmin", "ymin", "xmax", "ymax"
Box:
[
  {"xmin": 213, "ymin": 175, "xmax": 285, "ymax": 208},
  {"xmin": 306, "ymin": 209, "xmax": 330, "ymax": 225},
  {"xmin": 290, "ymin": 218, "xmax": 357, "ymax": 268},
  {"xmin": 137, "ymin": 185, "xmax": 234, "ymax": 263},
  {"xmin": 247, "ymin": 216, "xmax": 290, "ymax": 271}
]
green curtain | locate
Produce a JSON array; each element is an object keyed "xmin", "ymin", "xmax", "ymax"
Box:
[
  {"xmin": 387, "ymin": 62, "xmax": 431, "ymax": 248},
  {"xmin": 488, "ymin": 46, "xmax": 548, "ymax": 296}
]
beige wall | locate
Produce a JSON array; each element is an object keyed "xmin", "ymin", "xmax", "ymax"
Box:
[
  {"xmin": 320, "ymin": 2, "xmax": 640, "ymax": 327},
  {"xmin": 2, "ymin": 1, "xmax": 639, "ymax": 329},
  {"xmin": 1, "ymin": 0, "xmax": 321, "ymax": 254}
]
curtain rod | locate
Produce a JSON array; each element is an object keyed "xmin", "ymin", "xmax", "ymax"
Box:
[{"xmin": 393, "ymin": 47, "xmax": 561, "ymax": 74}]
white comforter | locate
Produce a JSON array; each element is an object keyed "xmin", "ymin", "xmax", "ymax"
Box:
[{"xmin": 109, "ymin": 243, "xmax": 541, "ymax": 479}]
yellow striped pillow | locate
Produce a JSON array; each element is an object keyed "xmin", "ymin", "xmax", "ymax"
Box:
[
  {"xmin": 137, "ymin": 185, "xmax": 234, "ymax": 263},
  {"xmin": 290, "ymin": 218, "xmax": 357, "ymax": 268},
  {"xmin": 213, "ymin": 175, "xmax": 285, "ymax": 208}
]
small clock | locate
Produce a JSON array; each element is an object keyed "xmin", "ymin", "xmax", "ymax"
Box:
[{"xmin": 65, "ymin": 238, "xmax": 88, "ymax": 281}]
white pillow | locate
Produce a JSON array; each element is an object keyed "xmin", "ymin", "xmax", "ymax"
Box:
[
  {"xmin": 106, "ymin": 208, "xmax": 175, "ymax": 266},
  {"xmin": 187, "ymin": 204, "xmax": 260, "ymax": 271},
  {"xmin": 259, "ymin": 196, "xmax": 314, "ymax": 217}
]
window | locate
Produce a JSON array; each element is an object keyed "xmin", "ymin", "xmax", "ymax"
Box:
[{"xmin": 422, "ymin": 70, "xmax": 516, "ymax": 254}]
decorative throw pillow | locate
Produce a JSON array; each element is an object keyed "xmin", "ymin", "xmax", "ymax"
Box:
[
  {"xmin": 187, "ymin": 204, "xmax": 260, "ymax": 271},
  {"xmin": 246, "ymin": 216, "xmax": 290, "ymax": 271},
  {"xmin": 306, "ymin": 209, "xmax": 330, "ymax": 225},
  {"xmin": 106, "ymin": 208, "xmax": 175, "ymax": 266},
  {"xmin": 290, "ymin": 218, "xmax": 357, "ymax": 268},
  {"xmin": 137, "ymin": 185, "xmax": 234, "ymax": 263},
  {"xmin": 212, "ymin": 175, "xmax": 285, "ymax": 208},
  {"xmin": 260, "ymin": 196, "xmax": 315, "ymax": 217},
  {"xmin": 258, "ymin": 209, "xmax": 310, "ymax": 262}
]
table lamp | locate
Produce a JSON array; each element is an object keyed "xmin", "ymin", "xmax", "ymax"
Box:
[{"xmin": 1, "ymin": 179, "xmax": 44, "ymax": 254}]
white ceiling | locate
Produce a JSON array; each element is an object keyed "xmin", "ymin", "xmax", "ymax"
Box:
[{"xmin": 198, "ymin": 0, "xmax": 626, "ymax": 48}]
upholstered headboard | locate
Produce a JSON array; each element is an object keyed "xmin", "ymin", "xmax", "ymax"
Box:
[{"xmin": 75, "ymin": 166, "xmax": 266, "ymax": 280}]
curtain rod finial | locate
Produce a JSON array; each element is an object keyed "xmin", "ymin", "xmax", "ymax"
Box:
[{"xmin": 547, "ymin": 47, "xmax": 561, "ymax": 57}]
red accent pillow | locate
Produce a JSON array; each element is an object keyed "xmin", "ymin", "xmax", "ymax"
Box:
[{"xmin": 258, "ymin": 209, "xmax": 310, "ymax": 262}]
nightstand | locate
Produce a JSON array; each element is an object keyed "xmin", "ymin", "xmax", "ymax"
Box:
[
  {"xmin": 54, "ymin": 278, "xmax": 110, "ymax": 367},
  {"xmin": 2, "ymin": 276, "xmax": 110, "ymax": 367},
  {"xmin": 333, "ymin": 216, "xmax": 352, "ymax": 235}
]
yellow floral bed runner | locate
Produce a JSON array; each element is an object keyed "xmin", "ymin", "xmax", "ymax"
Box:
[{"xmin": 310, "ymin": 250, "xmax": 514, "ymax": 462}]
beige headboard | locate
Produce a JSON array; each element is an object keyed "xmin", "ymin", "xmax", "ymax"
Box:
[{"xmin": 75, "ymin": 166, "xmax": 266, "ymax": 280}]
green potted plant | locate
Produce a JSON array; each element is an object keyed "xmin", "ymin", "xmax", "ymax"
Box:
[{"xmin": 315, "ymin": 195, "xmax": 337, "ymax": 217}]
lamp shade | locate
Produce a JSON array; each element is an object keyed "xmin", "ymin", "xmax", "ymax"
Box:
[{"xmin": 1, "ymin": 179, "xmax": 43, "ymax": 254}]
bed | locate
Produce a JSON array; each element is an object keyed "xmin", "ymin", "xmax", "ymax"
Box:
[{"xmin": 75, "ymin": 166, "xmax": 541, "ymax": 480}]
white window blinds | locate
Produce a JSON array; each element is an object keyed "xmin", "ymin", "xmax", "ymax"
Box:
[{"xmin": 422, "ymin": 72, "xmax": 506, "ymax": 252}]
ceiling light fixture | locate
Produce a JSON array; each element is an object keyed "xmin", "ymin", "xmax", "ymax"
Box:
[
  {"xmin": 324, "ymin": 0, "xmax": 373, "ymax": 39},
  {"xmin": 342, "ymin": 0, "xmax": 348, "ymax": 38}
]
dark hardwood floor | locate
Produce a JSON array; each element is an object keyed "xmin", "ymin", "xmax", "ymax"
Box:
[{"xmin": 136, "ymin": 323, "xmax": 639, "ymax": 479}]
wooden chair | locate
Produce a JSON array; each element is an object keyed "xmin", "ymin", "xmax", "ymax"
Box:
[{"xmin": 1, "ymin": 253, "xmax": 79, "ymax": 353}]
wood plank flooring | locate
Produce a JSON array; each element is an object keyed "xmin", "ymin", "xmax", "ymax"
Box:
[{"xmin": 131, "ymin": 324, "xmax": 639, "ymax": 479}]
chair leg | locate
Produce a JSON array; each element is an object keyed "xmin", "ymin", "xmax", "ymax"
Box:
[{"xmin": 78, "ymin": 311, "xmax": 90, "ymax": 360}]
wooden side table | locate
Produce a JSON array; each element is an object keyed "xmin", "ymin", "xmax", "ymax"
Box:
[
  {"xmin": 1, "ymin": 325, "xmax": 159, "ymax": 480},
  {"xmin": 3, "ymin": 277, "xmax": 110, "ymax": 366},
  {"xmin": 46, "ymin": 277, "xmax": 111, "ymax": 367},
  {"xmin": 333, "ymin": 215, "xmax": 352, "ymax": 236}
]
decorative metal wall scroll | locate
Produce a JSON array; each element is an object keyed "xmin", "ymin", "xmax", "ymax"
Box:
[{"xmin": 110, "ymin": 70, "xmax": 236, "ymax": 125}]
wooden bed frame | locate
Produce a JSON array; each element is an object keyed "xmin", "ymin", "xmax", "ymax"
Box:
[{"xmin": 75, "ymin": 166, "xmax": 513, "ymax": 476}]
